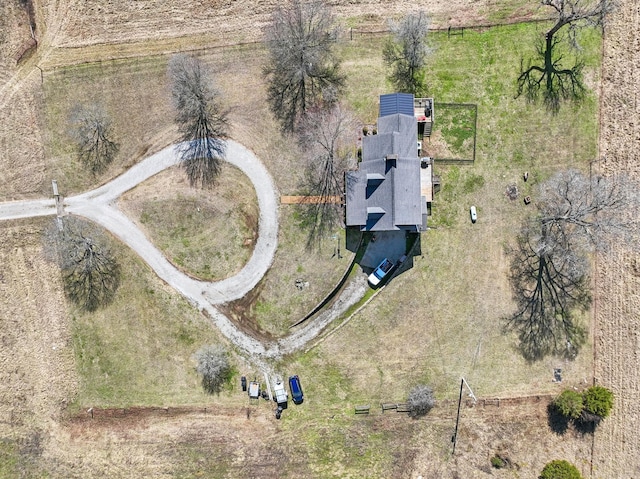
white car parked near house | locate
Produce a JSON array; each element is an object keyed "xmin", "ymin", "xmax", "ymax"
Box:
[
  {"xmin": 470, "ymin": 205, "xmax": 477, "ymax": 223},
  {"xmin": 368, "ymin": 258, "xmax": 394, "ymax": 287}
]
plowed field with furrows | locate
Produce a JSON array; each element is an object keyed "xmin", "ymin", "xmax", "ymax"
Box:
[{"xmin": 592, "ymin": 1, "xmax": 640, "ymax": 478}]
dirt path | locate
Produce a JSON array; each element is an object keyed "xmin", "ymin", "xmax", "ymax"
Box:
[{"xmin": 592, "ymin": 1, "xmax": 640, "ymax": 477}]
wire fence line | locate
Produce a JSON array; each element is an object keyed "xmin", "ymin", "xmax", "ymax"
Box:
[
  {"xmin": 430, "ymin": 102, "xmax": 478, "ymax": 165},
  {"xmin": 344, "ymin": 16, "xmax": 554, "ymax": 40}
]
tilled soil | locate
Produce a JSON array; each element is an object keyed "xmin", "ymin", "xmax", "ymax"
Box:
[{"xmin": 592, "ymin": 1, "xmax": 640, "ymax": 478}]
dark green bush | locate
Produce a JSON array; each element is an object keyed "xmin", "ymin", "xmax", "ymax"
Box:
[
  {"xmin": 540, "ymin": 460, "xmax": 583, "ymax": 479},
  {"xmin": 553, "ymin": 390, "xmax": 584, "ymax": 420},
  {"xmin": 582, "ymin": 385, "xmax": 614, "ymax": 419}
]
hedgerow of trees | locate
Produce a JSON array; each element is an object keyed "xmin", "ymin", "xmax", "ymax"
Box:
[
  {"xmin": 45, "ymin": 216, "xmax": 121, "ymax": 311},
  {"xmin": 553, "ymin": 385, "xmax": 614, "ymax": 424},
  {"xmin": 195, "ymin": 344, "xmax": 232, "ymax": 394},
  {"xmin": 263, "ymin": 0, "xmax": 345, "ymax": 131},
  {"xmin": 383, "ymin": 10, "xmax": 432, "ymax": 95},
  {"xmin": 169, "ymin": 53, "xmax": 229, "ymax": 188}
]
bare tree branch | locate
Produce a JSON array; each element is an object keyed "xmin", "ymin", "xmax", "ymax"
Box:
[
  {"xmin": 537, "ymin": 169, "xmax": 636, "ymax": 252},
  {"xmin": 70, "ymin": 103, "xmax": 119, "ymax": 175},
  {"xmin": 44, "ymin": 216, "xmax": 121, "ymax": 311},
  {"xmin": 194, "ymin": 344, "xmax": 232, "ymax": 394},
  {"xmin": 505, "ymin": 169, "xmax": 637, "ymax": 360},
  {"xmin": 263, "ymin": 0, "xmax": 345, "ymax": 131},
  {"xmin": 383, "ymin": 10, "xmax": 432, "ymax": 95},
  {"xmin": 516, "ymin": 0, "xmax": 617, "ymax": 113},
  {"xmin": 407, "ymin": 384, "xmax": 436, "ymax": 418},
  {"xmin": 296, "ymin": 104, "xmax": 356, "ymax": 248},
  {"xmin": 169, "ymin": 54, "xmax": 229, "ymax": 188}
]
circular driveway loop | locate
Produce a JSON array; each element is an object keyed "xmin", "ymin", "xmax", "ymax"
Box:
[{"xmin": 0, "ymin": 141, "xmax": 368, "ymax": 361}]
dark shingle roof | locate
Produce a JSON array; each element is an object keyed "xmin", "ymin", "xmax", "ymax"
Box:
[{"xmin": 346, "ymin": 97, "xmax": 426, "ymax": 232}]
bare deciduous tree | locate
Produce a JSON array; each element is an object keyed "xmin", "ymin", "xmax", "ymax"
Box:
[
  {"xmin": 194, "ymin": 344, "xmax": 232, "ymax": 394},
  {"xmin": 297, "ymin": 104, "xmax": 356, "ymax": 247},
  {"xmin": 70, "ymin": 104, "xmax": 119, "ymax": 175},
  {"xmin": 383, "ymin": 11, "xmax": 432, "ymax": 95},
  {"xmin": 517, "ymin": 0, "xmax": 617, "ymax": 113},
  {"xmin": 407, "ymin": 384, "xmax": 436, "ymax": 418},
  {"xmin": 169, "ymin": 54, "xmax": 229, "ymax": 188},
  {"xmin": 506, "ymin": 223, "xmax": 590, "ymax": 361},
  {"xmin": 506, "ymin": 169, "xmax": 637, "ymax": 360},
  {"xmin": 44, "ymin": 216, "xmax": 120, "ymax": 311},
  {"xmin": 537, "ymin": 169, "xmax": 633, "ymax": 252},
  {"xmin": 264, "ymin": 0, "xmax": 345, "ymax": 132}
]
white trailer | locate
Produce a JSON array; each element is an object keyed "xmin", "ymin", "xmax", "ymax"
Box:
[{"xmin": 273, "ymin": 380, "xmax": 288, "ymax": 408}]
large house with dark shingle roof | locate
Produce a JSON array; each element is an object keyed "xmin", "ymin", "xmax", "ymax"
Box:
[{"xmin": 345, "ymin": 93, "xmax": 429, "ymax": 232}]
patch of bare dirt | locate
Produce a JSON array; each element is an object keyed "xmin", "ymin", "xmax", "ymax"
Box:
[
  {"xmin": 592, "ymin": 1, "xmax": 640, "ymax": 478},
  {"xmin": 217, "ymin": 279, "xmax": 280, "ymax": 343}
]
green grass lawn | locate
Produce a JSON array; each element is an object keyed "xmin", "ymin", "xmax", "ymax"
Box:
[
  {"xmin": 41, "ymin": 18, "xmax": 602, "ymax": 476},
  {"xmin": 119, "ymin": 163, "xmax": 259, "ymax": 282},
  {"xmin": 264, "ymin": 22, "xmax": 600, "ymax": 476},
  {"xmin": 69, "ymin": 235, "xmax": 233, "ymax": 409}
]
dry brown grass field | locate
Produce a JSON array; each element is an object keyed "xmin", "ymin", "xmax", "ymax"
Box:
[
  {"xmin": 0, "ymin": 0, "xmax": 637, "ymax": 477},
  {"xmin": 591, "ymin": 2, "xmax": 640, "ymax": 478}
]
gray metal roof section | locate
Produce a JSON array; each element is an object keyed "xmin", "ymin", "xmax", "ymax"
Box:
[
  {"xmin": 362, "ymin": 114, "xmax": 418, "ymax": 162},
  {"xmin": 379, "ymin": 93, "xmax": 415, "ymax": 117},
  {"xmin": 345, "ymin": 104, "xmax": 425, "ymax": 232}
]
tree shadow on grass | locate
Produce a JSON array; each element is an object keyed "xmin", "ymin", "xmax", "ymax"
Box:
[
  {"xmin": 547, "ymin": 403, "xmax": 570, "ymax": 435},
  {"xmin": 547, "ymin": 403, "xmax": 600, "ymax": 436}
]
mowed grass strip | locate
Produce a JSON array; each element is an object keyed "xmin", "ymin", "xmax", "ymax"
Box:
[{"xmin": 119, "ymin": 163, "xmax": 259, "ymax": 281}]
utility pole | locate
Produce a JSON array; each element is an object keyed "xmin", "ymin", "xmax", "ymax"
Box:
[{"xmin": 452, "ymin": 378, "xmax": 463, "ymax": 455}]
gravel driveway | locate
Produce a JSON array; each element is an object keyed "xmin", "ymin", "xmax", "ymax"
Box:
[{"xmin": 0, "ymin": 140, "xmax": 367, "ymax": 364}]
